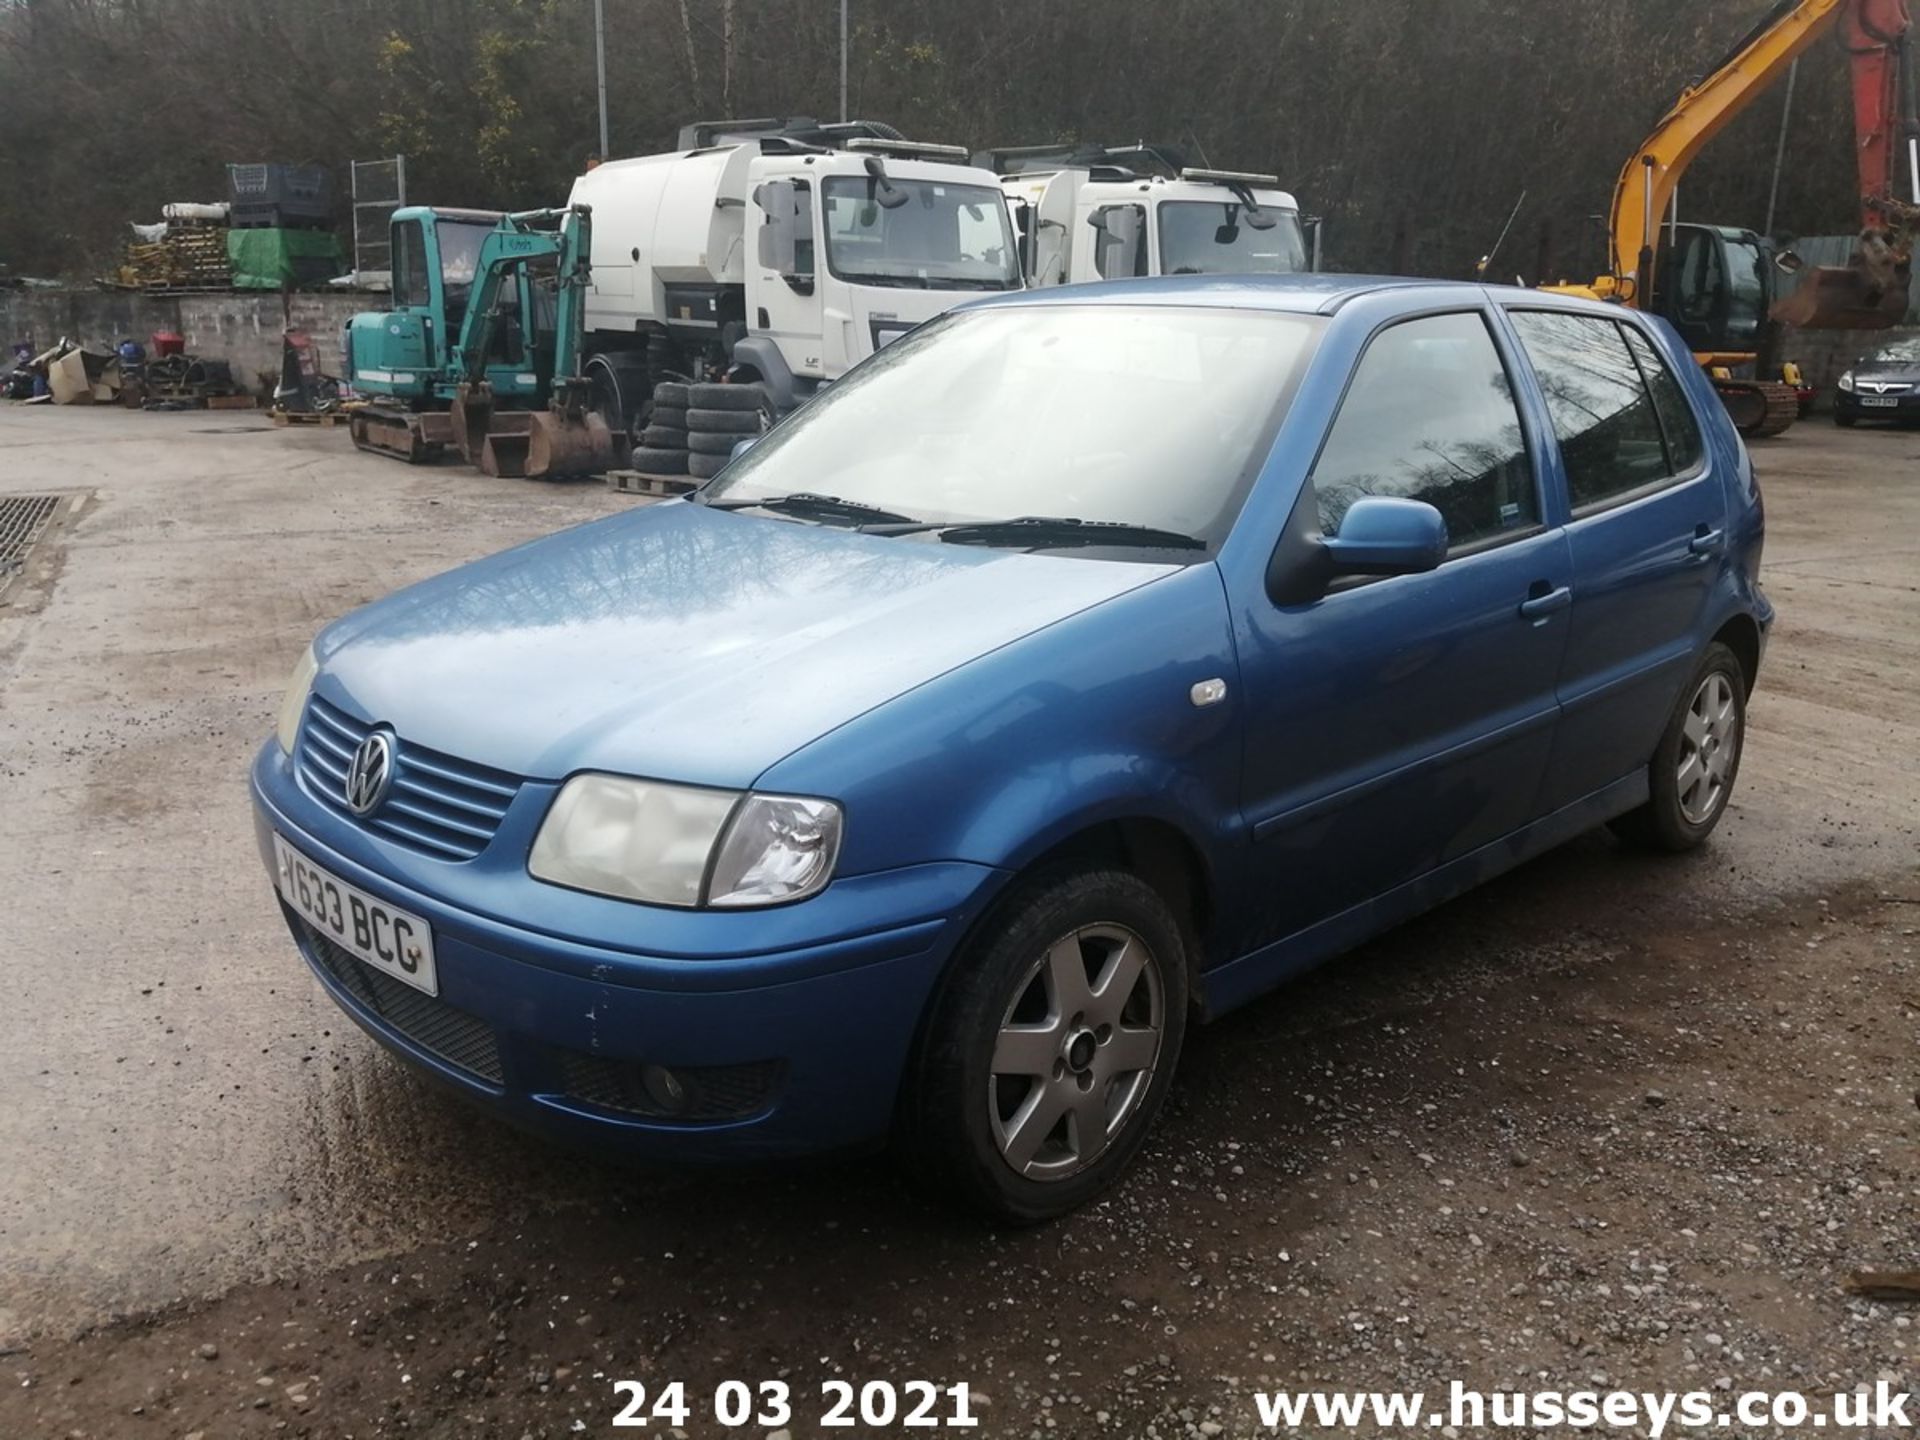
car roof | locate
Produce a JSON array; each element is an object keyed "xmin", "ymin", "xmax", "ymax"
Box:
[{"xmin": 965, "ymin": 273, "xmax": 1619, "ymax": 319}]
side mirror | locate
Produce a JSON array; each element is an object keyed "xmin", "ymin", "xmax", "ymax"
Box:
[
  {"xmin": 1774, "ymin": 248, "xmax": 1805, "ymax": 275},
  {"xmin": 1241, "ymin": 204, "xmax": 1278, "ymax": 233},
  {"xmin": 730, "ymin": 435, "xmax": 759, "ymax": 461},
  {"xmin": 1321, "ymin": 497, "xmax": 1448, "ymax": 576},
  {"xmin": 863, "ymin": 156, "xmax": 909, "ymax": 210},
  {"xmin": 754, "ymin": 181, "xmax": 799, "ymax": 272},
  {"xmin": 1090, "ymin": 205, "xmax": 1141, "ymax": 247}
]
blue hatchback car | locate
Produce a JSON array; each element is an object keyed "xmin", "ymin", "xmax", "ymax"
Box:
[{"xmin": 253, "ymin": 276, "xmax": 1770, "ymax": 1221}]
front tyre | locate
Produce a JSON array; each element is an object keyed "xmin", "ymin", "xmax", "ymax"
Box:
[
  {"xmin": 903, "ymin": 866, "xmax": 1188, "ymax": 1224},
  {"xmin": 1609, "ymin": 642, "xmax": 1747, "ymax": 852}
]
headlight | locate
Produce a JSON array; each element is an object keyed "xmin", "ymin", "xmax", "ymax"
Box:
[
  {"xmin": 1838, "ymin": 370, "xmax": 1855, "ymax": 393},
  {"xmin": 529, "ymin": 775, "xmax": 842, "ymax": 909},
  {"xmin": 275, "ymin": 645, "xmax": 318, "ymax": 753}
]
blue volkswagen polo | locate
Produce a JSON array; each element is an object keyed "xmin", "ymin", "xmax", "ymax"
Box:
[{"xmin": 253, "ymin": 276, "xmax": 1769, "ymax": 1221}]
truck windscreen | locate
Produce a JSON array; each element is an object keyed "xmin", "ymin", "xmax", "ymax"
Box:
[
  {"xmin": 1158, "ymin": 202, "xmax": 1307, "ymax": 276},
  {"xmin": 821, "ymin": 178, "xmax": 1021, "ymax": 291}
]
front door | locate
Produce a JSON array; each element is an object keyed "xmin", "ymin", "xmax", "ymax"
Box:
[
  {"xmin": 1234, "ymin": 309, "xmax": 1572, "ymax": 950},
  {"xmin": 745, "ymin": 167, "xmax": 826, "ymax": 379}
]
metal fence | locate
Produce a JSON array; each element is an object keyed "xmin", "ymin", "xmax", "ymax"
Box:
[{"xmin": 350, "ymin": 157, "xmax": 407, "ymax": 287}]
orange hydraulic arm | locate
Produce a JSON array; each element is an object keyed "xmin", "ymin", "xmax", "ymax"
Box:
[
  {"xmin": 1594, "ymin": 0, "xmax": 1914, "ymax": 309},
  {"xmin": 1847, "ymin": 0, "xmax": 1919, "ymax": 233}
]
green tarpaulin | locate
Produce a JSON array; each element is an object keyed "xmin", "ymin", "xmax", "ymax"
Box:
[{"xmin": 226, "ymin": 228, "xmax": 345, "ymax": 290}]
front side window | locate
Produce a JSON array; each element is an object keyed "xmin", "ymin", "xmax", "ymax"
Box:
[
  {"xmin": 821, "ymin": 178, "xmax": 1019, "ymax": 291},
  {"xmin": 702, "ymin": 305, "xmax": 1321, "ymax": 553},
  {"xmin": 394, "ymin": 219, "xmax": 429, "ymax": 309},
  {"xmin": 1310, "ymin": 312, "xmax": 1537, "ymax": 551},
  {"xmin": 1157, "ymin": 201, "xmax": 1308, "ymax": 276},
  {"xmin": 1510, "ymin": 311, "xmax": 1680, "ymax": 511}
]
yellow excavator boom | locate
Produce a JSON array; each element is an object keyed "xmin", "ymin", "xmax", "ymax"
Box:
[{"xmin": 1601, "ymin": 0, "xmax": 1852, "ymax": 305}]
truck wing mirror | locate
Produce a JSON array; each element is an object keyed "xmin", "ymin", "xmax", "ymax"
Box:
[
  {"xmin": 863, "ymin": 156, "xmax": 909, "ymax": 210},
  {"xmin": 753, "ymin": 181, "xmax": 800, "ymax": 274},
  {"xmin": 1089, "ymin": 205, "xmax": 1141, "ymax": 246}
]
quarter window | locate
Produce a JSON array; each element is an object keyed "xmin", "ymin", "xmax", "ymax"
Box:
[
  {"xmin": 1310, "ymin": 312, "xmax": 1537, "ymax": 551},
  {"xmin": 1621, "ymin": 325, "xmax": 1704, "ymax": 474},
  {"xmin": 1509, "ymin": 311, "xmax": 1687, "ymax": 511}
]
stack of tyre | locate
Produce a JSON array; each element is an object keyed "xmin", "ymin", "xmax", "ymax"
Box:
[
  {"xmin": 684, "ymin": 382, "xmax": 768, "ymax": 480},
  {"xmin": 629, "ymin": 380, "xmax": 768, "ymax": 481},
  {"xmin": 629, "ymin": 380, "xmax": 693, "ymax": 476}
]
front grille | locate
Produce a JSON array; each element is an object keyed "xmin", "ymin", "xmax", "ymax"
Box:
[
  {"xmin": 298, "ymin": 694, "xmax": 520, "ymax": 861},
  {"xmin": 294, "ymin": 913, "xmax": 504, "ymax": 1084},
  {"xmin": 558, "ymin": 1051, "xmax": 782, "ymax": 1123}
]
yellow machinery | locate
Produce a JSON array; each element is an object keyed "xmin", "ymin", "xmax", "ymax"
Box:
[{"xmin": 1551, "ymin": 0, "xmax": 1916, "ymax": 437}]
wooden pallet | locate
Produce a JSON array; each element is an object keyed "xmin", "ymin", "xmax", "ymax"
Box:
[
  {"xmin": 271, "ymin": 408, "xmax": 351, "ymax": 427},
  {"xmin": 607, "ymin": 469, "xmax": 697, "ymax": 497}
]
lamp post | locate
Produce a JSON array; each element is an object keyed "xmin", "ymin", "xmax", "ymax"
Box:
[
  {"xmin": 594, "ymin": 0, "xmax": 610, "ymax": 158},
  {"xmin": 840, "ymin": 0, "xmax": 849, "ymax": 122}
]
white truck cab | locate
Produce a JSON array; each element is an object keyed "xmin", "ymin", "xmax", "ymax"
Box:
[
  {"xmin": 986, "ymin": 144, "xmax": 1312, "ymax": 287},
  {"xmin": 569, "ymin": 120, "xmax": 1022, "ymax": 416}
]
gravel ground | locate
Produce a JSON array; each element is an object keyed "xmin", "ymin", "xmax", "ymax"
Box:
[{"xmin": 0, "ymin": 407, "xmax": 1916, "ymax": 1439}]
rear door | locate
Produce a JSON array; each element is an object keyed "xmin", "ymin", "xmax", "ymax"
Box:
[{"xmin": 1504, "ymin": 308, "xmax": 1727, "ymax": 809}]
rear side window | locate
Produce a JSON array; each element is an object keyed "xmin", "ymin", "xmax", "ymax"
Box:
[
  {"xmin": 1311, "ymin": 312, "xmax": 1537, "ymax": 551},
  {"xmin": 1509, "ymin": 311, "xmax": 1693, "ymax": 511},
  {"xmin": 1621, "ymin": 325, "xmax": 1704, "ymax": 473}
]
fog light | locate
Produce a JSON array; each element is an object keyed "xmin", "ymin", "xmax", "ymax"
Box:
[{"xmin": 641, "ymin": 1064, "xmax": 687, "ymax": 1114}]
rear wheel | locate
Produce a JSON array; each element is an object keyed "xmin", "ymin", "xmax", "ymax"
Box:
[
  {"xmin": 902, "ymin": 866, "xmax": 1187, "ymax": 1224},
  {"xmin": 1609, "ymin": 642, "xmax": 1747, "ymax": 852}
]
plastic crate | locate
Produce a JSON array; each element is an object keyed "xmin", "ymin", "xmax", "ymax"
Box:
[{"xmin": 226, "ymin": 163, "xmax": 334, "ymax": 229}]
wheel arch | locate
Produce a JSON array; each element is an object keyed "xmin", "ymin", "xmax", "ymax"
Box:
[{"xmin": 1711, "ymin": 612, "xmax": 1762, "ymax": 697}]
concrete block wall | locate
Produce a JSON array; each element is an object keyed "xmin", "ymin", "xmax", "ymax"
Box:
[{"xmin": 1, "ymin": 289, "xmax": 370, "ymax": 394}]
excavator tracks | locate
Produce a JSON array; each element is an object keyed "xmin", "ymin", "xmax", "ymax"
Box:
[
  {"xmin": 1713, "ymin": 378, "xmax": 1799, "ymax": 439},
  {"xmin": 348, "ymin": 406, "xmax": 453, "ymax": 465}
]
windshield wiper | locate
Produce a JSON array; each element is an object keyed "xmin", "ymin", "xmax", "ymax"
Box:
[
  {"xmin": 701, "ymin": 491, "xmax": 922, "ymax": 527},
  {"xmin": 863, "ymin": 515, "xmax": 1207, "ymax": 552}
]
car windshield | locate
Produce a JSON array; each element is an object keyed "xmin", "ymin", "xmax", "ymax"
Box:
[
  {"xmin": 822, "ymin": 177, "xmax": 1021, "ymax": 290},
  {"xmin": 1158, "ymin": 201, "xmax": 1307, "ymax": 275},
  {"xmin": 700, "ymin": 304, "xmax": 1320, "ymax": 553},
  {"xmin": 1871, "ymin": 339, "xmax": 1920, "ymax": 363}
]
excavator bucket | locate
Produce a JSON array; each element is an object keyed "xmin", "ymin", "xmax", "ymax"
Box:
[
  {"xmin": 1772, "ymin": 237, "xmax": 1912, "ymax": 330},
  {"xmin": 525, "ymin": 410, "xmax": 618, "ymax": 481},
  {"xmin": 450, "ymin": 380, "xmax": 544, "ymax": 477}
]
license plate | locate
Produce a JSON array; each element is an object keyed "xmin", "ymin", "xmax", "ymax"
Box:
[
  {"xmin": 273, "ymin": 836, "xmax": 439, "ymax": 996},
  {"xmin": 1860, "ymin": 396, "xmax": 1900, "ymax": 408}
]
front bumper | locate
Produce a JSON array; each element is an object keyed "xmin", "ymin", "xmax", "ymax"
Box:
[
  {"xmin": 251, "ymin": 740, "xmax": 1004, "ymax": 1160},
  {"xmin": 1836, "ymin": 390, "xmax": 1920, "ymax": 421}
]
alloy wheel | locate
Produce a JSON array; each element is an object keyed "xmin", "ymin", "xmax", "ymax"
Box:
[
  {"xmin": 1677, "ymin": 671, "xmax": 1740, "ymax": 825},
  {"xmin": 987, "ymin": 923, "xmax": 1164, "ymax": 1182}
]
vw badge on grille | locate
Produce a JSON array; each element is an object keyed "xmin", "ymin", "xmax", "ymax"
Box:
[{"xmin": 344, "ymin": 732, "xmax": 395, "ymax": 817}]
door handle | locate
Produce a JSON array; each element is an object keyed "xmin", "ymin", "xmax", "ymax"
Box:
[
  {"xmin": 1518, "ymin": 584, "xmax": 1572, "ymax": 622},
  {"xmin": 1688, "ymin": 527, "xmax": 1725, "ymax": 559}
]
